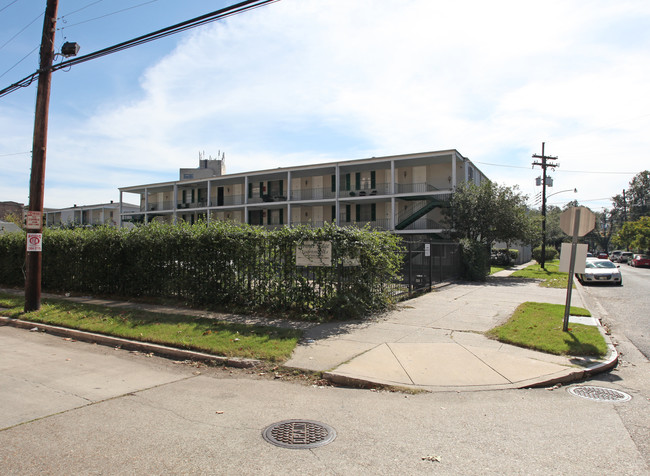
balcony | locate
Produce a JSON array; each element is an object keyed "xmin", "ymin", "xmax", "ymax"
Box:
[
  {"xmin": 176, "ymin": 201, "xmax": 208, "ymax": 209},
  {"xmin": 211, "ymin": 195, "xmax": 245, "ymax": 207},
  {"xmin": 290, "ymin": 187, "xmax": 336, "ymax": 201},
  {"xmin": 395, "ymin": 182, "xmax": 441, "ymax": 194},
  {"xmin": 340, "ymin": 182, "xmax": 390, "ymax": 197},
  {"xmin": 146, "ymin": 201, "xmax": 174, "ymax": 211}
]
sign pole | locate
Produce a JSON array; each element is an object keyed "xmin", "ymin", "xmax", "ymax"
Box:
[{"xmin": 562, "ymin": 208, "xmax": 581, "ymax": 332}]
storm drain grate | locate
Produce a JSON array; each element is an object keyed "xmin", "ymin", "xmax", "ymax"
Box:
[
  {"xmin": 262, "ymin": 420, "xmax": 336, "ymax": 449},
  {"xmin": 567, "ymin": 385, "xmax": 631, "ymax": 402}
]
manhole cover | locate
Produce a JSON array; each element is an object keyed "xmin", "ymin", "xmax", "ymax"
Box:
[
  {"xmin": 262, "ymin": 420, "xmax": 336, "ymax": 449},
  {"xmin": 567, "ymin": 385, "xmax": 631, "ymax": 402}
]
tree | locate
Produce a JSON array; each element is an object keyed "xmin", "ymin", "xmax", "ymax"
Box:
[
  {"xmin": 536, "ymin": 205, "xmax": 564, "ymax": 251},
  {"xmin": 585, "ymin": 208, "xmax": 616, "ymax": 252},
  {"xmin": 612, "ymin": 216, "xmax": 650, "ymax": 252},
  {"xmin": 444, "ymin": 181, "xmax": 538, "ymax": 246},
  {"xmin": 628, "ymin": 171, "xmax": 650, "ymax": 221},
  {"xmin": 608, "ymin": 171, "xmax": 650, "ymax": 228},
  {"xmin": 442, "ymin": 181, "xmax": 538, "ymax": 280}
]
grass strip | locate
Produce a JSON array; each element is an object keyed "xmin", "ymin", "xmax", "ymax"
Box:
[
  {"xmin": 509, "ymin": 261, "xmax": 572, "ymax": 288},
  {"xmin": 490, "ymin": 266, "xmax": 509, "ymax": 275},
  {"xmin": 486, "ymin": 302, "xmax": 607, "ymax": 357},
  {"xmin": 0, "ymin": 292, "xmax": 301, "ymax": 362}
]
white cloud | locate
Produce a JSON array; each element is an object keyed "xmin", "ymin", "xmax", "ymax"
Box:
[{"xmin": 2, "ymin": 0, "xmax": 649, "ymax": 210}]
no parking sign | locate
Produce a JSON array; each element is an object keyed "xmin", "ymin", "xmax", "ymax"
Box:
[{"xmin": 26, "ymin": 233, "xmax": 42, "ymax": 252}]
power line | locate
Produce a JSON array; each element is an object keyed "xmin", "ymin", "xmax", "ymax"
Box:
[
  {"xmin": 0, "ymin": 0, "xmax": 280, "ymax": 99},
  {"xmin": 0, "ymin": 0, "xmax": 21, "ymax": 15},
  {"xmin": 0, "ymin": 11, "xmax": 43, "ymax": 52},
  {"xmin": 58, "ymin": 0, "xmax": 161, "ymax": 30},
  {"xmin": 476, "ymin": 161, "xmax": 637, "ymax": 175},
  {"xmin": 58, "ymin": 0, "xmax": 105, "ymax": 19},
  {"xmin": 0, "ymin": 45, "xmax": 40, "ymax": 80}
]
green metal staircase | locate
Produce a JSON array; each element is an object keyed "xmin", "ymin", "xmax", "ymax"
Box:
[{"xmin": 395, "ymin": 196, "xmax": 449, "ymax": 230}]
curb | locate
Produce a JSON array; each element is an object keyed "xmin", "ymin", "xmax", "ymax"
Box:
[{"xmin": 0, "ymin": 316, "xmax": 261, "ymax": 369}]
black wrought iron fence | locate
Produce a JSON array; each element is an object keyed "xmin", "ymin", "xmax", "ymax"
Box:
[{"xmin": 391, "ymin": 241, "xmax": 461, "ymax": 296}]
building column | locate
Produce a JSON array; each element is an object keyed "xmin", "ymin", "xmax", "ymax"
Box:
[
  {"xmin": 119, "ymin": 191, "xmax": 124, "ymax": 228},
  {"xmin": 451, "ymin": 154, "xmax": 457, "ymax": 189},
  {"xmin": 206, "ymin": 181, "xmax": 211, "ymax": 223},
  {"xmin": 172, "ymin": 184, "xmax": 178, "ymax": 224},
  {"xmin": 335, "ymin": 164, "xmax": 340, "ymax": 225},
  {"xmin": 144, "ymin": 187, "xmax": 149, "ymax": 224}
]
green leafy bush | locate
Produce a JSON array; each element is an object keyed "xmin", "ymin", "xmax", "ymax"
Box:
[
  {"xmin": 490, "ymin": 248, "xmax": 519, "ymax": 266},
  {"xmin": 532, "ymin": 246, "xmax": 558, "ymax": 264},
  {"xmin": 0, "ymin": 222, "xmax": 403, "ymax": 320},
  {"xmin": 460, "ymin": 238, "xmax": 490, "ymax": 281}
]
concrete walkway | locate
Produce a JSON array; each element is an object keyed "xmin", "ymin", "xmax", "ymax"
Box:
[
  {"xmin": 0, "ymin": 263, "xmax": 617, "ymax": 392},
  {"xmin": 285, "ymin": 264, "xmax": 617, "ymax": 391}
]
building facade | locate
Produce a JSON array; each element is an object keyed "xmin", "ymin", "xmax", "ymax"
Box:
[
  {"xmin": 45, "ymin": 201, "xmax": 139, "ymax": 228},
  {"xmin": 119, "ymin": 150, "xmax": 487, "ymax": 239}
]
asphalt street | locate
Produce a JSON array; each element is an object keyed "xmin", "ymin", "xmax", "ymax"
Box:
[
  {"xmin": 1, "ymin": 323, "xmax": 648, "ymax": 475},
  {"xmin": 579, "ymin": 264, "xmax": 650, "ymax": 359}
]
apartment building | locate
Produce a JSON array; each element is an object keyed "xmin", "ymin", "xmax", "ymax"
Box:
[
  {"xmin": 118, "ymin": 149, "xmax": 487, "ymax": 239},
  {"xmin": 45, "ymin": 201, "xmax": 139, "ymax": 228}
]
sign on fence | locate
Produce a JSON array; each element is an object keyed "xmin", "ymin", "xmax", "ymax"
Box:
[{"xmin": 296, "ymin": 241, "xmax": 332, "ymax": 266}]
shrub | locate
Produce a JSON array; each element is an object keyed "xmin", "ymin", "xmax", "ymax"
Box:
[
  {"xmin": 490, "ymin": 248, "xmax": 519, "ymax": 266},
  {"xmin": 532, "ymin": 246, "xmax": 558, "ymax": 264},
  {"xmin": 460, "ymin": 238, "xmax": 490, "ymax": 281},
  {"xmin": 0, "ymin": 222, "xmax": 403, "ymax": 320}
]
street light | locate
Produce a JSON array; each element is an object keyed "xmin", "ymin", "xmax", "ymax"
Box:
[
  {"xmin": 547, "ymin": 188, "xmax": 577, "ymax": 200},
  {"xmin": 539, "ymin": 187, "xmax": 576, "ymax": 271}
]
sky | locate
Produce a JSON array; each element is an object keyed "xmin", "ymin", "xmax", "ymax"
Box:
[{"xmin": 1, "ymin": 0, "xmax": 649, "ymax": 211}]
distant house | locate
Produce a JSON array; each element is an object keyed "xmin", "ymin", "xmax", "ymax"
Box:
[
  {"xmin": 0, "ymin": 220, "xmax": 21, "ymax": 235},
  {"xmin": 119, "ymin": 149, "xmax": 488, "ymax": 241},
  {"xmin": 0, "ymin": 201, "xmax": 24, "ymax": 222},
  {"xmin": 44, "ymin": 201, "xmax": 139, "ymax": 228}
]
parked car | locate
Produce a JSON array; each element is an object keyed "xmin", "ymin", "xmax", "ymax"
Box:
[
  {"xmin": 630, "ymin": 254, "xmax": 650, "ymax": 268},
  {"xmin": 596, "ymin": 251, "xmax": 609, "ymax": 259},
  {"xmin": 576, "ymin": 259, "xmax": 622, "ymax": 285},
  {"xmin": 618, "ymin": 251, "xmax": 633, "ymax": 263},
  {"xmin": 609, "ymin": 250, "xmax": 622, "ymax": 261}
]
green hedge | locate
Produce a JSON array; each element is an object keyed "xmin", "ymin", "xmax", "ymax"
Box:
[
  {"xmin": 532, "ymin": 246, "xmax": 558, "ymax": 264},
  {"xmin": 460, "ymin": 238, "xmax": 490, "ymax": 281},
  {"xmin": 0, "ymin": 222, "xmax": 403, "ymax": 319},
  {"xmin": 491, "ymin": 248, "xmax": 520, "ymax": 266}
]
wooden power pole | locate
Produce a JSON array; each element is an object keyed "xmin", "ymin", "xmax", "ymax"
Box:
[
  {"xmin": 532, "ymin": 142, "xmax": 558, "ymax": 270},
  {"xmin": 25, "ymin": 0, "xmax": 59, "ymax": 312}
]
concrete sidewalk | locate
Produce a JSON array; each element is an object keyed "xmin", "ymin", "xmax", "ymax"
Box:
[
  {"xmin": 0, "ymin": 263, "xmax": 617, "ymax": 392},
  {"xmin": 285, "ymin": 266, "xmax": 618, "ymax": 391}
]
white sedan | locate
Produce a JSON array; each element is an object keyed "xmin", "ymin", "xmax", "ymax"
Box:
[{"xmin": 577, "ymin": 259, "xmax": 622, "ymax": 286}]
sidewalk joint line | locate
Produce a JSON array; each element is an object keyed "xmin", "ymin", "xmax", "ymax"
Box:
[
  {"xmin": 454, "ymin": 341, "xmax": 514, "ymax": 384},
  {"xmin": 386, "ymin": 343, "xmax": 415, "ymax": 385}
]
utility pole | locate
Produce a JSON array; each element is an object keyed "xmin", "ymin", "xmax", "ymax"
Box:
[
  {"xmin": 622, "ymin": 189, "xmax": 628, "ymax": 223},
  {"xmin": 532, "ymin": 142, "xmax": 559, "ymax": 270},
  {"xmin": 25, "ymin": 0, "xmax": 59, "ymax": 312}
]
